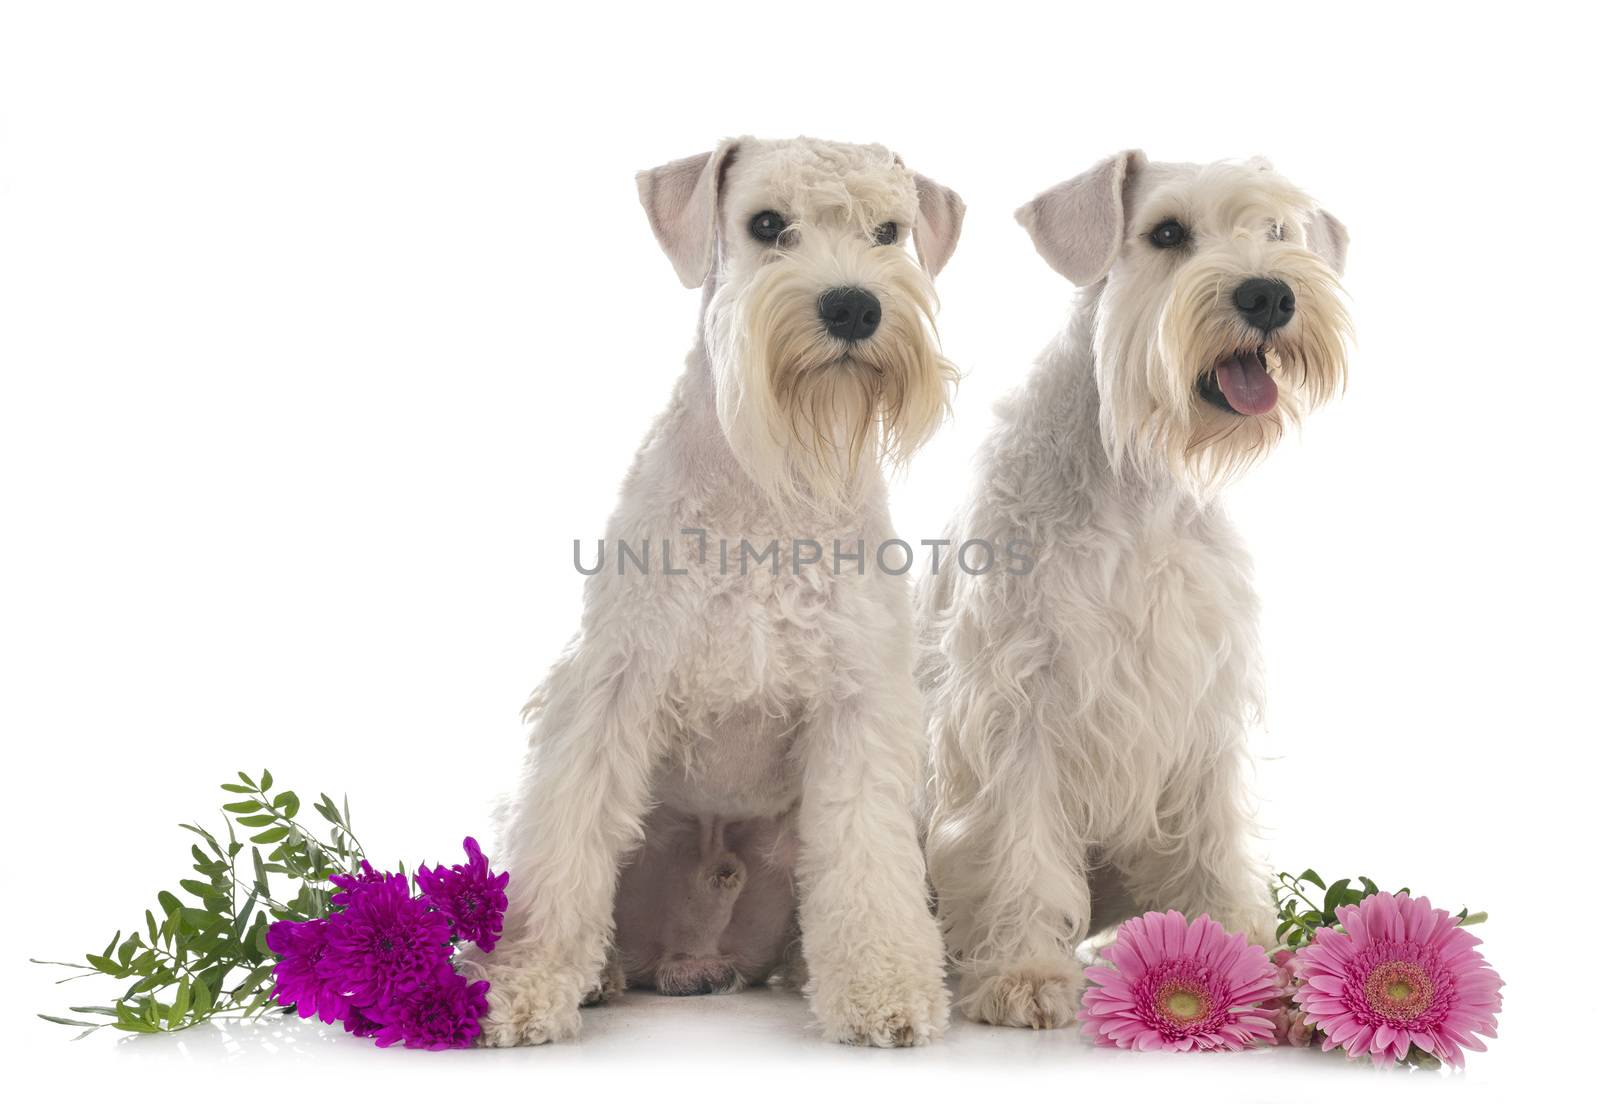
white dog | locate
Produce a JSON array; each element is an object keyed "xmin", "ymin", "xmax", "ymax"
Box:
[
  {"xmin": 471, "ymin": 136, "xmax": 965, "ymax": 1047},
  {"xmin": 916, "ymin": 152, "xmax": 1351, "ymax": 1029}
]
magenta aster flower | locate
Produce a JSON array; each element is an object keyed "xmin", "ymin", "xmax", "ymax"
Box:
[
  {"xmin": 1293, "ymin": 892, "xmax": 1502, "ymax": 1067},
  {"xmin": 341, "ymin": 1003, "xmax": 382, "ymax": 1039},
  {"xmin": 318, "ymin": 873, "xmax": 452, "ymax": 1009},
  {"xmin": 367, "ymin": 965, "xmax": 491, "ymax": 1050},
  {"xmin": 328, "ymin": 860, "xmax": 408, "ymax": 907},
  {"xmin": 1080, "ymin": 911, "xmax": 1281, "ymax": 1052},
  {"xmin": 265, "ymin": 917, "xmax": 349, "ymax": 1024},
  {"xmin": 415, "ymin": 837, "xmax": 510, "ymax": 953}
]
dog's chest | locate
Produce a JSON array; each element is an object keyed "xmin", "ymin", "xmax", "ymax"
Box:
[
  {"xmin": 656, "ymin": 560, "xmax": 848, "ymax": 816},
  {"xmin": 1051, "ymin": 500, "xmax": 1260, "ymax": 760}
]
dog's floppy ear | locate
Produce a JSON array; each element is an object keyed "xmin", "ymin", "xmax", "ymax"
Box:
[
  {"xmin": 1016, "ymin": 150, "xmax": 1146, "ymax": 286},
  {"xmin": 912, "ymin": 173, "xmax": 965, "ymax": 278},
  {"xmin": 636, "ymin": 140, "xmax": 738, "ymax": 289},
  {"xmin": 1306, "ymin": 209, "xmax": 1349, "ymax": 276}
]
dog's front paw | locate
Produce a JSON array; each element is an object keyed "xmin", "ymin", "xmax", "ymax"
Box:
[
  {"xmin": 960, "ymin": 960, "xmax": 1084, "ymax": 1029},
  {"xmin": 468, "ymin": 952, "xmax": 586, "ymax": 1047},
  {"xmin": 814, "ymin": 966, "xmax": 950, "ymax": 1048}
]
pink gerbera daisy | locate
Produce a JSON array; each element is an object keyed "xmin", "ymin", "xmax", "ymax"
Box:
[
  {"xmin": 1293, "ymin": 892, "xmax": 1503, "ymax": 1067},
  {"xmin": 1080, "ymin": 911, "xmax": 1281, "ymax": 1052}
]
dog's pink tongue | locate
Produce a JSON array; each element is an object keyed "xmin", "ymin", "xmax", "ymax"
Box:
[{"xmin": 1215, "ymin": 351, "xmax": 1278, "ymax": 415}]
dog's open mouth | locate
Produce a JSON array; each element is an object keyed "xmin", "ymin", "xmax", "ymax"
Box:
[{"xmin": 1198, "ymin": 346, "xmax": 1278, "ymax": 416}]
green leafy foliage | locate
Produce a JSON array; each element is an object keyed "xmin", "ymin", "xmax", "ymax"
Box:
[
  {"xmin": 35, "ymin": 770, "xmax": 365, "ymax": 1037},
  {"xmin": 1272, "ymin": 869, "xmax": 1484, "ymax": 950}
]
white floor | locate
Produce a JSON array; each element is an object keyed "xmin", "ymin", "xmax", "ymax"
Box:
[{"xmin": 19, "ymin": 981, "xmax": 1537, "ymax": 1103}]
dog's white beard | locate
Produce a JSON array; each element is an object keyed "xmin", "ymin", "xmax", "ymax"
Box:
[
  {"xmin": 1095, "ymin": 241, "xmax": 1352, "ymax": 491},
  {"xmin": 706, "ymin": 243, "xmax": 955, "ymax": 518}
]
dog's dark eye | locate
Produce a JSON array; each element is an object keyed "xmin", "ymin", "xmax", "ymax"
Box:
[
  {"xmin": 749, "ymin": 211, "xmax": 788, "ymax": 243},
  {"xmin": 1268, "ymin": 222, "xmax": 1286, "ymax": 241},
  {"xmin": 873, "ymin": 221, "xmax": 898, "ymax": 246},
  {"xmin": 1149, "ymin": 220, "xmax": 1189, "ymax": 249}
]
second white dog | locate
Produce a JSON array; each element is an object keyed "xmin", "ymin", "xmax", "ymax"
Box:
[{"xmin": 917, "ymin": 152, "xmax": 1351, "ymax": 1029}]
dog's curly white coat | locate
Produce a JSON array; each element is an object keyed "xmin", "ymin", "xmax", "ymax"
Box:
[
  {"xmin": 468, "ymin": 137, "xmax": 964, "ymax": 1047},
  {"xmin": 916, "ymin": 152, "xmax": 1352, "ymax": 1030}
]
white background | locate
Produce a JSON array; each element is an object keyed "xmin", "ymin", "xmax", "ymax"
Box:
[{"xmin": 3, "ymin": 2, "xmax": 1595, "ymax": 1100}]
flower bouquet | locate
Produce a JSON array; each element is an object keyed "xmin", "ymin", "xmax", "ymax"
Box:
[
  {"xmin": 1078, "ymin": 870, "xmax": 1503, "ymax": 1068},
  {"xmin": 36, "ymin": 770, "xmax": 506, "ymax": 1049}
]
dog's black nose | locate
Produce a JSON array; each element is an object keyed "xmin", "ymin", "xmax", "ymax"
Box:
[
  {"xmin": 818, "ymin": 287, "xmax": 881, "ymax": 343},
  {"xmin": 1233, "ymin": 278, "xmax": 1296, "ymax": 334}
]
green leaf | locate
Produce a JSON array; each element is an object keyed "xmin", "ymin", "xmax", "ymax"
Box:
[
  {"xmin": 178, "ymin": 824, "xmax": 226, "ymax": 857},
  {"xmin": 235, "ymin": 814, "xmax": 276, "ymax": 827},
  {"xmin": 1323, "ymin": 878, "xmax": 1352, "ymax": 916},
  {"xmin": 157, "ymin": 890, "xmax": 182, "ymax": 917},
  {"xmin": 242, "ymin": 986, "xmax": 277, "ymax": 1017},
  {"xmin": 259, "ymin": 769, "xmax": 273, "ymax": 790},
  {"xmin": 84, "ymin": 953, "xmax": 124, "ymax": 976},
  {"xmin": 39, "ymin": 1014, "xmax": 104, "ymax": 1027},
  {"xmin": 177, "ymin": 878, "xmax": 222, "ymax": 900},
  {"xmin": 192, "ymin": 977, "xmax": 214, "ymax": 1018},
  {"xmin": 233, "ymin": 888, "xmax": 260, "ymax": 939},
  {"xmin": 1298, "ymin": 868, "xmax": 1326, "ymax": 890},
  {"xmin": 237, "ymin": 771, "xmax": 256, "ymax": 786},
  {"xmin": 252, "ymin": 848, "xmax": 270, "ymax": 896},
  {"xmin": 233, "ymin": 963, "xmax": 276, "ymax": 998},
  {"xmin": 180, "ymin": 907, "xmax": 223, "ymax": 931},
  {"xmin": 223, "ymin": 800, "xmax": 261, "ymax": 814},
  {"xmin": 170, "ymin": 978, "xmax": 191, "ymax": 1024},
  {"xmin": 220, "ymin": 782, "xmax": 255, "ymax": 793},
  {"xmin": 274, "ymin": 791, "xmax": 300, "ymax": 818},
  {"xmin": 250, "ymin": 826, "xmax": 289, "ymax": 844}
]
